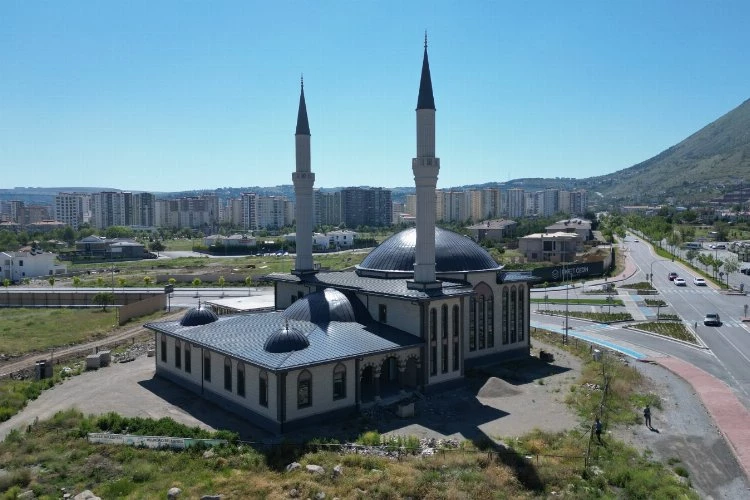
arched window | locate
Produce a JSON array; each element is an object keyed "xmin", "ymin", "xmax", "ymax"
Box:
[
  {"xmin": 478, "ymin": 295, "xmax": 485, "ymax": 349},
  {"xmin": 452, "ymin": 305, "xmax": 460, "ymax": 371},
  {"xmin": 469, "ymin": 297, "xmax": 476, "ymax": 351},
  {"xmin": 474, "ymin": 283, "xmax": 493, "ymax": 351},
  {"xmin": 224, "ymin": 358, "xmax": 232, "ymax": 391},
  {"xmin": 441, "ymin": 305, "xmax": 448, "ymax": 339},
  {"xmin": 502, "ymin": 288, "xmax": 509, "ymax": 345},
  {"xmin": 430, "ymin": 308, "xmax": 438, "ymax": 341},
  {"xmin": 174, "ymin": 339, "xmax": 181, "ymax": 369},
  {"xmin": 184, "ymin": 343, "xmax": 191, "ymax": 373},
  {"xmin": 441, "ymin": 304, "xmax": 449, "ymax": 373},
  {"xmin": 487, "ymin": 296, "xmax": 494, "ymax": 348},
  {"xmin": 333, "ymin": 363, "xmax": 346, "ymax": 400},
  {"xmin": 236, "ymin": 362, "xmax": 245, "ymax": 397},
  {"xmin": 430, "ymin": 308, "xmax": 438, "ymax": 376},
  {"xmin": 518, "ymin": 285, "xmax": 525, "ymax": 342},
  {"xmin": 160, "ymin": 334, "xmax": 167, "ymax": 362},
  {"xmin": 510, "ymin": 287, "xmax": 517, "ymax": 343},
  {"xmin": 298, "ymin": 370, "xmax": 312, "ymax": 408},
  {"xmin": 203, "ymin": 350, "xmax": 211, "ymax": 382},
  {"xmin": 259, "ymin": 371, "xmax": 268, "ymax": 407}
]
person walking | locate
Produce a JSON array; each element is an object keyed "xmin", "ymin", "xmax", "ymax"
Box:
[
  {"xmin": 595, "ymin": 417, "xmax": 603, "ymax": 444},
  {"xmin": 644, "ymin": 405, "xmax": 652, "ymax": 429}
]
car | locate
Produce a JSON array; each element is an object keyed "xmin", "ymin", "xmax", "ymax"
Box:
[
  {"xmin": 742, "ymin": 268, "xmax": 750, "ymax": 275},
  {"xmin": 634, "ymin": 239, "xmax": 640, "ymax": 243},
  {"xmin": 704, "ymin": 313, "xmax": 721, "ymax": 326},
  {"xmin": 693, "ymin": 277, "xmax": 707, "ymax": 286},
  {"xmin": 674, "ymin": 277, "xmax": 687, "ymax": 286},
  {"xmin": 715, "ymin": 244, "xmax": 726, "ymax": 250},
  {"xmin": 668, "ymin": 272, "xmax": 678, "ymax": 281}
]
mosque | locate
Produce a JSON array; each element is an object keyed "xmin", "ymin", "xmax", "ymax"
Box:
[{"xmin": 145, "ymin": 41, "xmax": 531, "ymax": 433}]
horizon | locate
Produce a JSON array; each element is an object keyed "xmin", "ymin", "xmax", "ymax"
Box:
[{"xmin": 2, "ymin": 1, "xmax": 749, "ymax": 192}]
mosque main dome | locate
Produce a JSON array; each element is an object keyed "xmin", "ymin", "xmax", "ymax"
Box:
[{"xmin": 357, "ymin": 227, "xmax": 501, "ymax": 277}]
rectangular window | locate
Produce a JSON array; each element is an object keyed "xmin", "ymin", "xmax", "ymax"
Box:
[
  {"xmin": 333, "ymin": 370, "xmax": 346, "ymax": 400},
  {"xmin": 487, "ymin": 297, "xmax": 494, "ymax": 348},
  {"xmin": 379, "ymin": 304, "xmax": 387, "ymax": 323},
  {"xmin": 224, "ymin": 361, "xmax": 232, "ymax": 391},
  {"xmin": 518, "ymin": 287, "xmax": 525, "ymax": 342},
  {"xmin": 174, "ymin": 343, "xmax": 181, "ymax": 369},
  {"xmin": 298, "ymin": 380, "xmax": 311, "ymax": 408},
  {"xmin": 453, "ymin": 338, "xmax": 460, "ymax": 371},
  {"xmin": 259, "ymin": 375, "xmax": 268, "ymax": 407},
  {"xmin": 430, "ymin": 345, "xmax": 437, "ymax": 376},
  {"xmin": 469, "ymin": 297, "xmax": 476, "ymax": 351},
  {"xmin": 441, "ymin": 343, "xmax": 448, "ymax": 374},
  {"xmin": 237, "ymin": 367, "xmax": 245, "ymax": 397},
  {"xmin": 184, "ymin": 346, "xmax": 191, "ymax": 373},
  {"xmin": 203, "ymin": 353, "xmax": 211, "ymax": 382},
  {"xmin": 478, "ymin": 296, "xmax": 485, "ymax": 350},
  {"xmin": 430, "ymin": 308, "xmax": 437, "ymax": 341},
  {"xmin": 160, "ymin": 336, "xmax": 167, "ymax": 362}
]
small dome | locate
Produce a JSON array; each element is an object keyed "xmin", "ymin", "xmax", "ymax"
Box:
[
  {"xmin": 180, "ymin": 306, "xmax": 219, "ymax": 327},
  {"xmin": 357, "ymin": 227, "xmax": 500, "ymax": 276},
  {"xmin": 283, "ymin": 288, "xmax": 356, "ymax": 324},
  {"xmin": 264, "ymin": 324, "xmax": 310, "ymax": 353}
]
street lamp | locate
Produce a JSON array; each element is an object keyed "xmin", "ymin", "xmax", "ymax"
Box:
[{"xmin": 650, "ymin": 259, "xmax": 670, "ymax": 284}]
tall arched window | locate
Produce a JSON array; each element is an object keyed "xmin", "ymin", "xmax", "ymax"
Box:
[
  {"xmin": 502, "ymin": 288, "xmax": 509, "ymax": 345},
  {"xmin": 259, "ymin": 370, "xmax": 268, "ymax": 407},
  {"xmin": 203, "ymin": 350, "xmax": 211, "ymax": 381},
  {"xmin": 473, "ymin": 283, "xmax": 493, "ymax": 351},
  {"xmin": 236, "ymin": 362, "xmax": 245, "ymax": 397},
  {"xmin": 430, "ymin": 308, "xmax": 438, "ymax": 376},
  {"xmin": 452, "ymin": 305, "xmax": 460, "ymax": 371},
  {"xmin": 174, "ymin": 339, "xmax": 181, "ymax": 369},
  {"xmin": 469, "ymin": 297, "xmax": 476, "ymax": 352},
  {"xmin": 510, "ymin": 287, "xmax": 517, "ymax": 343},
  {"xmin": 184, "ymin": 343, "xmax": 191, "ymax": 373},
  {"xmin": 441, "ymin": 304, "xmax": 449, "ymax": 373},
  {"xmin": 478, "ymin": 296, "xmax": 485, "ymax": 349},
  {"xmin": 487, "ymin": 296, "xmax": 494, "ymax": 348},
  {"xmin": 518, "ymin": 285, "xmax": 525, "ymax": 342},
  {"xmin": 298, "ymin": 370, "xmax": 312, "ymax": 408},
  {"xmin": 224, "ymin": 358, "xmax": 232, "ymax": 391},
  {"xmin": 333, "ymin": 363, "xmax": 346, "ymax": 400}
]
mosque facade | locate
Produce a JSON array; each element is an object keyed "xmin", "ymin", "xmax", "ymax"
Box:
[{"xmin": 145, "ymin": 41, "xmax": 531, "ymax": 433}]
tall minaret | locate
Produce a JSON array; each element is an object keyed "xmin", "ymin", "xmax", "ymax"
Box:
[
  {"xmin": 409, "ymin": 34, "xmax": 441, "ymax": 289},
  {"xmin": 292, "ymin": 76, "xmax": 316, "ymax": 275}
]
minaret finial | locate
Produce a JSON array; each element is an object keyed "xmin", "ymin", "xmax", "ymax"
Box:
[
  {"xmin": 301, "ymin": 73, "xmax": 304, "ymax": 89},
  {"xmin": 424, "ymin": 31, "xmax": 428, "ymax": 49}
]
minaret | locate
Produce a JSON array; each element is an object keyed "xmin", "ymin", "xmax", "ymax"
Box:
[
  {"xmin": 292, "ymin": 76, "xmax": 316, "ymax": 275},
  {"xmin": 408, "ymin": 34, "xmax": 441, "ymax": 290}
]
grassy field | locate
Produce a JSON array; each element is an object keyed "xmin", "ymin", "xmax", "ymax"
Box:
[
  {"xmin": 634, "ymin": 321, "xmax": 697, "ymax": 344},
  {"xmin": 538, "ymin": 310, "xmax": 633, "ymax": 323},
  {"xmin": 531, "ymin": 298, "xmax": 624, "ymax": 306},
  {"xmin": 0, "ymin": 308, "xmax": 117, "ymax": 356}
]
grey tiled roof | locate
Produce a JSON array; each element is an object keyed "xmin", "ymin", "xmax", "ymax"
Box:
[
  {"xmin": 145, "ymin": 312, "xmax": 423, "ymax": 371},
  {"xmin": 267, "ymin": 270, "xmax": 473, "ymax": 299}
]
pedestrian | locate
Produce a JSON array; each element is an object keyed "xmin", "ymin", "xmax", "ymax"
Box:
[
  {"xmin": 644, "ymin": 404, "xmax": 652, "ymax": 429},
  {"xmin": 595, "ymin": 417, "xmax": 603, "ymax": 443}
]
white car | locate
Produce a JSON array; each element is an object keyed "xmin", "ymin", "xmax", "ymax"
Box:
[
  {"xmin": 674, "ymin": 277, "xmax": 687, "ymax": 286},
  {"xmin": 693, "ymin": 277, "xmax": 707, "ymax": 286}
]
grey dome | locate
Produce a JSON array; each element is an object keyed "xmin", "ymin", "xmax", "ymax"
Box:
[
  {"xmin": 283, "ymin": 288, "xmax": 356, "ymax": 324},
  {"xmin": 264, "ymin": 324, "xmax": 310, "ymax": 353},
  {"xmin": 180, "ymin": 306, "xmax": 219, "ymax": 327},
  {"xmin": 357, "ymin": 227, "xmax": 500, "ymax": 276}
]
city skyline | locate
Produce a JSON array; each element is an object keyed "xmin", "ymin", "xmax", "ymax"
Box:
[{"xmin": 2, "ymin": 1, "xmax": 749, "ymax": 192}]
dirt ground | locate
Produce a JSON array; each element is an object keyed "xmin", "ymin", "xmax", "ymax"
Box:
[{"xmin": 1, "ymin": 337, "xmax": 747, "ymax": 498}]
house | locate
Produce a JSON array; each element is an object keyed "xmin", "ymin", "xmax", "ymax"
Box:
[
  {"xmin": 327, "ymin": 230, "xmax": 357, "ymax": 249},
  {"xmin": 466, "ymin": 219, "xmax": 517, "ymax": 242},
  {"xmin": 1, "ymin": 249, "xmax": 67, "ymax": 282},
  {"xmin": 518, "ymin": 232, "xmax": 580, "ymax": 263},
  {"xmin": 544, "ymin": 218, "xmax": 593, "ymax": 241}
]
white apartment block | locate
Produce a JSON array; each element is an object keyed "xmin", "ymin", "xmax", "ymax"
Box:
[
  {"xmin": 91, "ymin": 191, "xmax": 132, "ymax": 229},
  {"xmin": 506, "ymin": 188, "xmax": 525, "ymax": 218},
  {"xmin": 54, "ymin": 192, "xmax": 90, "ymax": 230}
]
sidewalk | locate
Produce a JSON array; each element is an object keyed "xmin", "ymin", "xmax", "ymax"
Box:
[{"xmin": 654, "ymin": 357, "xmax": 750, "ymax": 481}]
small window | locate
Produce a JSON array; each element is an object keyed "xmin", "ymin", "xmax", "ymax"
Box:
[
  {"xmin": 174, "ymin": 339, "xmax": 181, "ymax": 369},
  {"xmin": 160, "ymin": 334, "xmax": 167, "ymax": 362},
  {"xmin": 224, "ymin": 358, "xmax": 232, "ymax": 392},
  {"xmin": 237, "ymin": 362, "xmax": 245, "ymax": 397},
  {"xmin": 298, "ymin": 370, "xmax": 312, "ymax": 408},
  {"xmin": 430, "ymin": 308, "xmax": 437, "ymax": 341},
  {"xmin": 184, "ymin": 343, "xmax": 191, "ymax": 373},
  {"xmin": 203, "ymin": 351, "xmax": 211, "ymax": 382},
  {"xmin": 333, "ymin": 364, "xmax": 346, "ymax": 400},
  {"xmin": 259, "ymin": 371, "xmax": 268, "ymax": 407},
  {"xmin": 378, "ymin": 304, "xmax": 387, "ymax": 323}
]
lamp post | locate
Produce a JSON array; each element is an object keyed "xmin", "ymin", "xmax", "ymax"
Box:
[
  {"xmin": 650, "ymin": 259, "xmax": 670, "ymax": 284},
  {"xmin": 563, "ymin": 261, "xmax": 570, "ymax": 345}
]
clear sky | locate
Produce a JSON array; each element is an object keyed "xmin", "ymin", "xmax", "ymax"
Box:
[{"xmin": 1, "ymin": 1, "xmax": 748, "ymax": 192}]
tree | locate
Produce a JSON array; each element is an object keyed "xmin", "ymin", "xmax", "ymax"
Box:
[
  {"xmin": 62, "ymin": 226, "xmax": 76, "ymax": 245},
  {"xmin": 150, "ymin": 240, "xmax": 165, "ymax": 256},
  {"xmin": 117, "ymin": 277, "xmax": 127, "ymax": 289},
  {"xmin": 47, "ymin": 276, "xmax": 56, "ymax": 288},
  {"xmin": 96, "ymin": 276, "xmax": 105, "ymax": 288},
  {"xmin": 723, "ymin": 255, "xmax": 741, "ymax": 288},
  {"xmin": 245, "ymin": 276, "xmax": 253, "ymax": 295},
  {"xmin": 192, "ymin": 278, "xmax": 202, "ymax": 287},
  {"xmin": 168, "ymin": 278, "xmax": 176, "ymax": 287},
  {"xmin": 92, "ymin": 291, "xmax": 115, "ymax": 312},
  {"xmin": 710, "ymin": 256, "xmax": 724, "ymax": 280},
  {"xmin": 143, "ymin": 276, "xmax": 153, "ymax": 287},
  {"xmin": 72, "ymin": 276, "xmax": 81, "ymax": 288}
]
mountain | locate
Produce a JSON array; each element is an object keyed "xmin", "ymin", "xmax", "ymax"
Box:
[{"xmin": 579, "ymin": 98, "xmax": 750, "ymax": 204}]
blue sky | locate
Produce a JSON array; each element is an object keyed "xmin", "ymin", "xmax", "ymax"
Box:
[{"xmin": 1, "ymin": 1, "xmax": 748, "ymax": 192}]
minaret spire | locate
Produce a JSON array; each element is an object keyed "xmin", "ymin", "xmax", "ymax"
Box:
[
  {"xmin": 409, "ymin": 36, "xmax": 441, "ymax": 289},
  {"xmin": 292, "ymin": 77, "xmax": 316, "ymax": 275}
]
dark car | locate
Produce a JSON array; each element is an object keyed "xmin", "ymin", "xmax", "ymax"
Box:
[
  {"xmin": 741, "ymin": 268, "xmax": 750, "ymax": 275},
  {"xmin": 668, "ymin": 272, "xmax": 678, "ymax": 281},
  {"xmin": 704, "ymin": 313, "xmax": 721, "ymax": 326}
]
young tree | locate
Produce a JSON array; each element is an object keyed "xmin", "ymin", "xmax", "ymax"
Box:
[
  {"xmin": 92, "ymin": 291, "xmax": 115, "ymax": 312},
  {"xmin": 72, "ymin": 276, "xmax": 81, "ymax": 289},
  {"xmin": 96, "ymin": 276, "xmax": 105, "ymax": 288},
  {"xmin": 192, "ymin": 278, "xmax": 202, "ymax": 287},
  {"xmin": 117, "ymin": 277, "xmax": 127, "ymax": 290},
  {"xmin": 150, "ymin": 240, "xmax": 165, "ymax": 256},
  {"xmin": 143, "ymin": 276, "xmax": 153, "ymax": 287},
  {"xmin": 218, "ymin": 275, "xmax": 226, "ymax": 295},
  {"xmin": 47, "ymin": 276, "xmax": 56, "ymax": 288},
  {"xmin": 723, "ymin": 255, "xmax": 741, "ymax": 288},
  {"xmin": 168, "ymin": 277, "xmax": 177, "ymax": 287}
]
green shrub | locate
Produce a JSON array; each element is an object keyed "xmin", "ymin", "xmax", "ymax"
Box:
[{"xmin": 357, "ymin": 430, "xmax": 381, "ymax": 446}]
